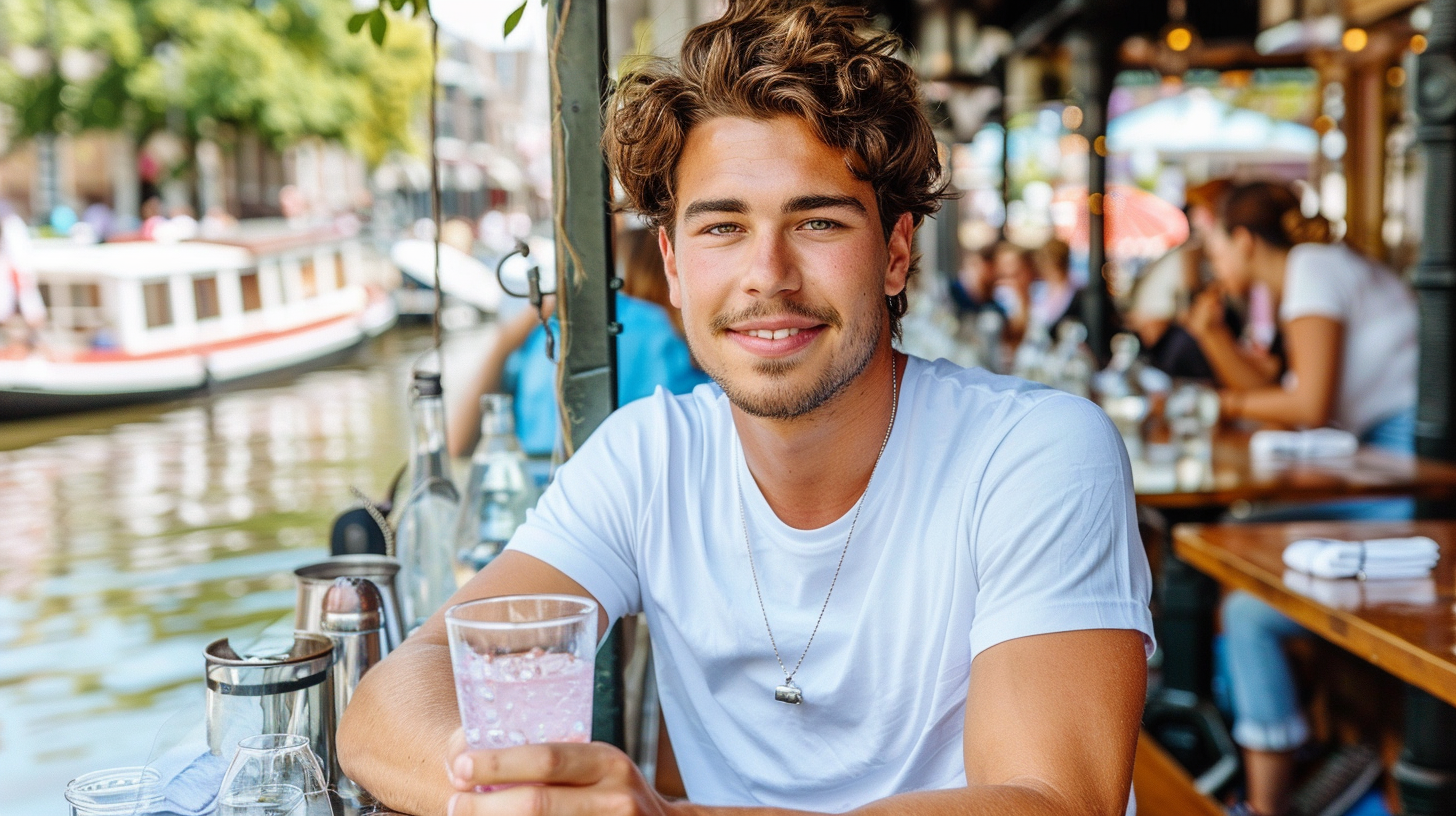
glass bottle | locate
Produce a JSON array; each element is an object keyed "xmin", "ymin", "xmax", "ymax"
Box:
[
  {"xmin": 1093, "ymin": 333, "xmax": 1151, "ymax": 460},
  {"xmin": 394, "ymin": 371, "xmax": 460, "ymax": 631},
  {"xmin": 452, "ymin": 394, "xmax": 537, "ymax": 587},
  {"xmin": 1050, "ymin": 320, "xmax": 1097, "ymax": 398}
]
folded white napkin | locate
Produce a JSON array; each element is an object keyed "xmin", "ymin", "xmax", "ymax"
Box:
[
  {"xmin": 1250, "ymin": 428, "xmax": 1359, "ymax": 460},
  {"xmin": 148, "ymin": 741, "xmax": 229, "ymax": 816},
  {"xmin": 1282, "ymin": 537, "xmax": 1440, "ymax": 580},
  {"xmin": 1282, "ymin": 570, "xmax": 1437, "ymax": 610}
]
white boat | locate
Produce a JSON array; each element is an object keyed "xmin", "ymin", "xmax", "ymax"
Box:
[{"xmin": 0, "ymin": 228, "xmax": 396, "ymax": 419}]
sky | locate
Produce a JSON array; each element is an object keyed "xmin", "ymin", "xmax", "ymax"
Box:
[{"xmin": 430, "ymin": 0, "xmax": 549, "ymax": 52}]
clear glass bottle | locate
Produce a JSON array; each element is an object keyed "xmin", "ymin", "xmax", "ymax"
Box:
[
  {"xmin": 1050, "ymin": 320, "xmax": 1097, "ymax": 398},
  {"xmin": 1093, "ymin": 333, "xmax": 1151, "ymax": 460},
  {"xmin": 394, "ymin": 371, "xmax": 460, "ymax": 631},
  {"xmin": 451, "ymin": 394, "xmax": 536, "ymax": 586}
]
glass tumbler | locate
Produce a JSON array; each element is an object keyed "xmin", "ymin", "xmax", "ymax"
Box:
[
  {"xmin": 445, "ymin": 595, "xmax": 598, "ymax": 750},
  {"xmin": 64, "ymin": 767, "xmax": 163, "ymax": 816},
  {"xmin": 217, "ymin": 734, "xmax": 329, "ymax": 816}
]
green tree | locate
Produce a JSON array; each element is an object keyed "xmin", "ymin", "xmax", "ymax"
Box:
[{"xmin": 0, "ymin": 0, "xmax": 431, "ymax": 164}]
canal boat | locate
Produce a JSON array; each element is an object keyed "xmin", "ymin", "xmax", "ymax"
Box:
[{"xmin": 0, "ymin": 229, "xmax": 396, "ymax": 419}]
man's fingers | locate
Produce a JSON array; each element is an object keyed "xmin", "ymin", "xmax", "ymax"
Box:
[
  {"xmin": 450, "ymin": 784, "xmax": 638, "ymax": 816},
  {"xmin": 451, "ymin": 742, "xmax": 625, "ymax": 787}
]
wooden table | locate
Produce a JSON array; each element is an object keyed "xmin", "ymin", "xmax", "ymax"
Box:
[
  {"xmin": 1132, "ymin": 431, "xmax": 1456, "ymax": 699},
  {"xmin": 1135, "ymin": 430, "xmax": 1456, "ymax": 511},
  {"xmin": 1173, "ymin": 520, "xmax": 1456, "ymax": 813},
  {"xmin": 1173, "ymin": 520, "xmax": 1456, "ymax": 706}
]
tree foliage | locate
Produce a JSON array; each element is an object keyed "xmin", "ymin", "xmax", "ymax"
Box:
[{"xmin": 0, "ymin": 0, "xmax": 432, "ymax": 164}]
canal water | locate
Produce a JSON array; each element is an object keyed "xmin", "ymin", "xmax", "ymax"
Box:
[{"xmin": 0, "ymin": 323, "xmax": 498, "ymax": 815}]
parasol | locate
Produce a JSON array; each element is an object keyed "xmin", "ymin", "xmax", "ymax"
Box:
[{"xmin": 1051, "ymin": 184, "xmax": 1190, "ymax": 260}]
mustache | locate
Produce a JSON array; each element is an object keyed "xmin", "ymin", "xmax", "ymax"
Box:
[{"xmin": 708, "ymin": 300, "xmax": 843, "ymax": 334}]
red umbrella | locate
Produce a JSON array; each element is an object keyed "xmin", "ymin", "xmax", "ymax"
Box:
[{"xmin": 1051, "ymin": 184, "xmax": 1189, "ymax": 260}]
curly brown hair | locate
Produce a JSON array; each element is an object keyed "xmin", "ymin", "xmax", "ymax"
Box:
[{"xmin": 602, "ymin": 0, "xmax": 946, "ymax": 340}]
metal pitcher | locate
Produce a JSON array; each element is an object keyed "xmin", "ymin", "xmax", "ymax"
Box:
[
  {"xmin": 295, "ymin": 555, "xmax": 404, "ymax": 652},
  {"xmin": 204, "ymin": 634, "xmax": 338, "ymax": 785}
]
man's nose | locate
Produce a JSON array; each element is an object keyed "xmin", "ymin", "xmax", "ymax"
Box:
[{"xmin": 739, "ymin": 231, "xmax": 801, "ymax": 298}]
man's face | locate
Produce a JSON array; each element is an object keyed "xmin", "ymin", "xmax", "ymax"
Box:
[{"xmin": 660, "ymin": 116, "xmax": 911, "ymax": 420}]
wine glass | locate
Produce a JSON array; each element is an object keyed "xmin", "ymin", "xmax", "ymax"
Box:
[{"xmin": 217, "ymin": 734, "xmax": 329, "ymax": 816}]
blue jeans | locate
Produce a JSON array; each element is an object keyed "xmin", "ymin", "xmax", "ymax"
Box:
[{"xmin": 1221, "ymin": 408, "xmax": 1414, "ymax": 751}]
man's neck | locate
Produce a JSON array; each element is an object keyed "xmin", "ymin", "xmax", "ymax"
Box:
[{"xmin": 731, "ymin": 346, "xmax": 904, "ymax": 530}]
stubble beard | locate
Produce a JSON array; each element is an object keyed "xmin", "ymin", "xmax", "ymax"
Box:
[{"xmin": 692, "ymin": 299, "xmax": 885, "ymax": 421}]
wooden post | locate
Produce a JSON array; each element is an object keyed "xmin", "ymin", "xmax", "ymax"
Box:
[{"xmin": 546, "ymin": 0, "xmax": 625, "ymax": 749}]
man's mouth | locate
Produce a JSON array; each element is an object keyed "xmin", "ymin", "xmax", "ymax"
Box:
[
  {"xmin": 725, "ymin": 324, "xmax": 826, "ymax": 357},
  {"xmin": 741, "ymin": 327, "xmax": 803, "ymax": 340}
]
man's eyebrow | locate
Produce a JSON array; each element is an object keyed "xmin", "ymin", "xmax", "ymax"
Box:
[
  {"xmin": 782, "ymin": 194, "xmax": 868, "ymax": 215},
  {"xmin": 682, "ymin": 198, "xmax": 747, "ymax": 221}
]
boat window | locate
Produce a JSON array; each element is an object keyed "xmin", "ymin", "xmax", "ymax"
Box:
[
  {"xmin": 240, "ymin": 270, "xmax": 263, "ymax": 312},
  {"xmin": 300, "ymin": 257, "xmax": 318, "ymax": 298},
  {"xmin": 193, "ymin": 276, "xmax": 220, "ymax": 320},
  {"xmin": 334, "ymin": 253, "xmax": 348, "ymax": 289},
  {"xmin": 143, "ymin": 281, "xmax": 173, "ymax": 328},
  {"xmin": 69, "ymin": 283, "xmax": 101, "ymax": 309}
]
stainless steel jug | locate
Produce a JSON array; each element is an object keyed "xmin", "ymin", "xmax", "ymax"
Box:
[
  {"xmin": 204, "ymin": 634, "xmax": 338, "ymax": 785},
  {"xmin": 294, "ymin": 555, "xmax": 404, "ymax": 651}
]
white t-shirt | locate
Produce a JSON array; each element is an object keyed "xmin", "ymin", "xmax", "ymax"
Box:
[
  {"xmin": 508, "ymin": 356, "xmax": 1155, "ymax": 810},
  {"xmin": 1281, "ymin": 243, "xmax": 1417, "ymax": 436}
]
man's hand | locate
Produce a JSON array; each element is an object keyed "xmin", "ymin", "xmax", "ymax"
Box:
[{"xmin": 445, "ymin": 730, "xmax": 679, "ymax": 816}]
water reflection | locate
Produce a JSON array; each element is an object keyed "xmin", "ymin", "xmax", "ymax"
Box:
[{"xmin": 0, "ymin": 324, "xmax": 493, "ymax": 814}]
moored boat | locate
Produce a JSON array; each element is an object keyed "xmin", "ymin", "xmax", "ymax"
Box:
[{"xmin": 0, "ymin": 228, "xmax": 396, "ymax": 420}]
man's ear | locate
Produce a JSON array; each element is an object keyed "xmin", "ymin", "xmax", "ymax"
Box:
[
  {"xmin": 659, "ymin": 226, "xmax": 682, "ymax": 309},
  {"xmin": 884, "ymin": 212, "xmax": 914, "ymax": 297}
]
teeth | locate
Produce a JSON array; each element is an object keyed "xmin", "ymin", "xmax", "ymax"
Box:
[{"xmin": 746, "ymin": 327, "xmax": 801, "ymax": 340}]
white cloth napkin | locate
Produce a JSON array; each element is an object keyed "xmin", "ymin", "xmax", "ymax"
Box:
[
  {"xmin": 1282, "ymin": 570, "xmax": 1437, "ymax": 610},
  {"xmin": 1250, "ymin": 428, "xmax": 1359, "ymax": 460},
  {"xmin": 1282, "ymin": 536, "xmax": 1440, "ymax": 580},
  {"xmin": 148, "ymin": 741, "xmax": 229, "ymax": 816}
]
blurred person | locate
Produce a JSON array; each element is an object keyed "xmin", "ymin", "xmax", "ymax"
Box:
[
  {"xmin": 1198, "ymin": 181, "xmax": 1414, "ymax": 447},
  {"xmin": 992, "ymin": 240, "xmax": 1035, "ymax": 343},
  {"xmin": 0, "ymin": 202, "xmax": 46, "ymax": 349},
  {"xmin": 1030, "ymin": 237, "xmax": 1081, "ymax": 329},
  {"xmin": 448, "ymin": 229, "xmax": 710, "ymax": 457},
  {"xmin": 139, "ymin": 197, "xmax": 166, "ymax": 240},
  {"xmin": 1199, "ymin": 181, "xmax": 1415, "ymax": 816},
  {"xmin": 82, "ymin": 200, "xmax": 115, "ymax": 241},
  {"xmin": 1127, "ymin": 180, "xmax": 1249, "ymax": 380},
  {"xmin": 948, "ymin": 244, "xmax": 1002, "ymax": 318}
]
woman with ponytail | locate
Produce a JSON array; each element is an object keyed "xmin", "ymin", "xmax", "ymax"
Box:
[
  {"xmin": 1191, "ymin": 181, "xmax": 1417, "ymax": 449},
  {"xmin": 1193, "ymin": 181, "xmax": 1416, "ymax": 816}
]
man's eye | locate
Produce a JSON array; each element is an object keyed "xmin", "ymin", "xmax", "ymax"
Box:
[
  {"xmin": 802, "ymin": 219, "xmax": 837, "ymax": 231},
  {"xmin": 706, "ymin": 224, "xmax": 741, "ymax": 235}
]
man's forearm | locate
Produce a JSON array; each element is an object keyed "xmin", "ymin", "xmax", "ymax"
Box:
[{"xmin": 337, "ymin": 638, "xmax": 461, "ymax": 816}]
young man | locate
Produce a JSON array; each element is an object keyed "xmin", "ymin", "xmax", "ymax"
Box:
[{"xmin": 338, "ymin": 2, "xmax": 1154, "ymax": 814}]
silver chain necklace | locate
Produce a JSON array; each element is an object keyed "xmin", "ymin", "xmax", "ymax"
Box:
[{"xmin": 735, "ymin": 356, "xmax": 899, "ymax": 705}]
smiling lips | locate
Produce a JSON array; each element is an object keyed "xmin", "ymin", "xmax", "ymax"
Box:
[{"xmin": 726, "ymin": 324, "xmax": 825, "ymax": 357}]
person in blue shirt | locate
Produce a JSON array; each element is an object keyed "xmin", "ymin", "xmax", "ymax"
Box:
[{"xmin": 449, "ymin": 229, "xmax": 711, "ymax": 457}]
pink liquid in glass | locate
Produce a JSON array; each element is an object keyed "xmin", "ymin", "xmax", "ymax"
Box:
[{"xmin": 454, "ymin": 647, "xmax": 593, "ymax": 749}]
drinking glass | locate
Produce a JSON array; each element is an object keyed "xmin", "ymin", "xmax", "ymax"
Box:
[
  {"xmin": 217, "ymin": 734, "xmax": 329, "ymax": 816},
  {"xmin": 64, "ymin": 767, "xmax": 164, "ymax": 816},
  {"xmin": 445, "ymin": 595, "xmax": 598, "ymax": 751}
]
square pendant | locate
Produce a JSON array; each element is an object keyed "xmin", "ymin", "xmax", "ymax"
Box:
[{"xmin": 775, "ymin": 683, "xmax": 803, "ymax": 705}]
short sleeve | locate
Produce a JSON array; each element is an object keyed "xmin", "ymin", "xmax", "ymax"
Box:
[
  {"xmin": 1280, "ymin": 245, "xmax": 1354, "ymax": 323},
  {"xmin": 968, "ymin": 394, "xmax": 1155, "ymax": 660},
  {"xmin": 505, "ymin": 398, "xmax": 660, "ymax": 625}
]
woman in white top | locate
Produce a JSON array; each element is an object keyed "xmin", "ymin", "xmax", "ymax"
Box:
[
  {"xmin": 1188, "ymin": 181, "xmax": 1417, "ymax": 816},
  {"xmin": 1188, "ymin": 181, "xmax": 1417, "ymax": 452}
]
